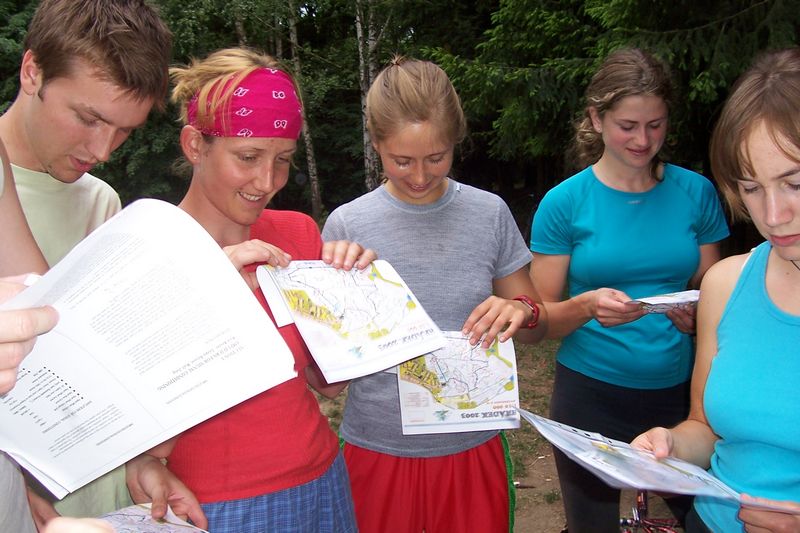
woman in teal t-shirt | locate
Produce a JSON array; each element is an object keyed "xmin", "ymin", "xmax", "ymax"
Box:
[{"xmin": 529, "ymin": 48, "xmax": 728, "ymax": 532}]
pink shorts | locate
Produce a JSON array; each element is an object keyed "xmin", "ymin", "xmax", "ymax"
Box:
[{"xmin": 343, "ymin": 435, "xmax": 512, "ymax": 533}]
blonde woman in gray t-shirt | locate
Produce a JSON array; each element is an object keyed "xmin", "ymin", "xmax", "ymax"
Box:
[{"xmin": 322, "ymin": 57, "xmax": 549, "ymax": 533}]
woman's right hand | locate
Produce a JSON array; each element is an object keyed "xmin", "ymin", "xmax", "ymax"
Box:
[
  {"xmin": 589, "ymin": 288, "xmax": 646, "ymax": 327},
  {"xmin": 631, "ymin": 426, "xmax": 674, "ymax": 459}
]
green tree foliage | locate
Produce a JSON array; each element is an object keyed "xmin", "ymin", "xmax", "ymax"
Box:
[
  {"xmin": 1, "ymin": 0, "xmax": 797, "ymax": 243},
  {"xmin": 430, "ymin": 0, "xmax": 800, "ymax": 185}
]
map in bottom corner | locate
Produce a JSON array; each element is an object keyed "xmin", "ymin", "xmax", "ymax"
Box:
[{"xmin": 398, "ymin": 331, "xmax": 520, "ymax": 435}]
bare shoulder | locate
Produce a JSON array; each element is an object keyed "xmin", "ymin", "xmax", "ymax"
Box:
[{"xmin": 700, "ymin": 252, "xmax": 751, "ymax": 305}]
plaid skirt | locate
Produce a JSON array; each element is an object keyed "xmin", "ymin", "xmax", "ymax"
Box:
[{"xmin": 201, "ymin": 452, "xmax": 356, "ymax": 533}]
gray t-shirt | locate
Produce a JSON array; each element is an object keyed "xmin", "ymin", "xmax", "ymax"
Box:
[
  {"xmin": 0, "ymin": 453, "xmax": 36, "ymax": 533},
  {"xmin": 322, "ymin": 179, "xmax": 531, "ymax": 456}
]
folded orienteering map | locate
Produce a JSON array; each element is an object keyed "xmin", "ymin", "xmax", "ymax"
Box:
[
  {"xmin": 518, "ymin": 409, "xmax": 800, "ymax": 514},
  {"xmin": 257, "ymin": 260, "xmax": 446, "ymax": 382},
  {"xmin": 398, "ymin": 333, "xmax": 519, "ymax": 435},
  {"xmin": 100, "ymin": 504, "xmax": 208, "ymax": 533},
  {"xmin": 629, "ymin": 289, "xmax": 700, "ymax": 314}
]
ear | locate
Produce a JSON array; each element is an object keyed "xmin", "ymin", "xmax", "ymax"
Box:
[
  {"xmin": 179, "ymin": 125, "xmax": 204, "ymax": 163},
  {"xmin": 20, "ymin": 50, "xmax": 42, "ymax": 96},
  {"xmin": 588, "ymin": 107, "xmax": 603, "ymax": 133}
]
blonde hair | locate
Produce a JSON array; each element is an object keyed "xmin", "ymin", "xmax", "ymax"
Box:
[
  {"xmin": 170, "ymin": 47, "xmax": 298, "ymax": 131},
  {"xmin": 366, "ymin": 56, "xmax": 466, "ymax": 146},
  {"xmin": 573, "ymin": 48, "xmax": 673, "ymax": 173},
  {"xmin": 710, "ymin": 48, "xmax": 800, "ymax": 221}
]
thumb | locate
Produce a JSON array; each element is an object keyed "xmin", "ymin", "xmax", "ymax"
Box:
[{"xmin": 148, "ymin": 485, "xmax": 169, "ymax": 521}]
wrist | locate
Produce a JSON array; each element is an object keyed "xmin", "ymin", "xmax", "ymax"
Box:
[{"xmin": 513, "ymin": 295, "xmax": 540, "ymax": 329}]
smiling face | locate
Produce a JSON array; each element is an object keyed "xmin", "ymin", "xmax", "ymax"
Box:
[
  {"xmin": 182, "ymin": 126, "xmax": 296, "ymax": 233},
  {"xmin": 738, "ymin": 121, "xmax": 800, "ymax": 260},
  {"xmin": 375, "ymin": 121, "xmax": 454, "ymax": 205},
  {"xmin": 591, "ymin": 94, "xmax": 668, "ymax": 174},
  {"xmin": 19, "ymin": 52, "xmax": 153, "ymax": 183}
]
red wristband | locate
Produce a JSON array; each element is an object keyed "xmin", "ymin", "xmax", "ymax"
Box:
[{"xmin": 513, "ymin": 295, "xmax": 540, "ymax": 329}]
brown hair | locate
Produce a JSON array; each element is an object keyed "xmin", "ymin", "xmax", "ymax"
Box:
[
  {"xmin": 710, "ymin": 48, "xmax": 800, "ymax": 221},
  {"xmin": 573, "ymin": 48, "xmax": 673, "ymax": 173},
  {"xmin": 24, "ymin": 0, "xmax": 172, "ymax": 110},
  {"xmin": 366, "ymin": 56, "xmax": 466, "ymax": 147}
]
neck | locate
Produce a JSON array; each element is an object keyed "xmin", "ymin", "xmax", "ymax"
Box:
[
  {"xmin": 593, "ymin": 156, "xmax": 657, "ymax": 193},
  {"xmin": 178, "ymin": 190, "xmax": 249, "ymax": 248},
  {"xmin": 0, "ymin": 99, "xmax": 40, "ymax": 171}
]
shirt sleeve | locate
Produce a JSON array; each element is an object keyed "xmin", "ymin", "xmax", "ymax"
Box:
[
  {"xmin": 695, "ymin": 177, "xmax": 730, "ymax": 245},
  {"xmin": 321, "ymin": 207, "xmax": 348, "ymax": 241},
  {"xmin": 529, "ymin": 184, "xmax": 574, "ymax": 256}
]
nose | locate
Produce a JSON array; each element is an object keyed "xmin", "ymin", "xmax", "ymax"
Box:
[
  {"xmin": 253, "ymin": 162, "xmax": 276, "ymax": 193},
  {"xmin": 88, "ymin": 126, "xmax": 124, "ymax": 163},
  {"xmin": 410, "ymin": 163, "xmax": 427, "ymax": 186},
  {"xmin": 764, "ymin": 189, "xmax": 791, "ymax": 227},
  {"xmin": 634, "ymin": 127, "xmax": 648, "ymax": 147}
]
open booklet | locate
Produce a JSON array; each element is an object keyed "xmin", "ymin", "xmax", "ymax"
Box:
[
  {"xmin": 518, "ymin": 409, "xmax": 800, "ymax": 514},
  {"xmin": 0, "ymin": 199, "xmax": 297, "ymax": 498},
  {"xmin": 398, "ymin": 332, "xmax": 519, "ymax": 435},
  {"xmin": 257, "ymin": 260, "xmax": 446, "ymax": 382}
]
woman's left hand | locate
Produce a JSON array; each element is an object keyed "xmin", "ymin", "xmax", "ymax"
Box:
[
  {"xmin": 321, "ymin": 241, "xmax": 376, "ymax": 271},
  {"xmin": 739, "ymin": 495, "xmax": 800, "ymax": 533},
  {"xmin": 665, "ymin": 305, "xmax": 697, "ymax": 335},
  {"xmin": 461, "ymin": 296, "xmax": 532, "ymax": 349},
  {"xmin": 223, "ymin": 239, "xmax": 292, "ymax": 290}
]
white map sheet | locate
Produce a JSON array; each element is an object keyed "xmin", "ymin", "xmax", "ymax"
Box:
[
  {"xmin": 518, "ymin": 409, "xmax": 800, "ymax": 515},
  {"xmin": 100, "ymin": 503, "xmax": 208, "ymax": 532},
  {"xmin": 398, "ymin": 332, "xmax": 519, "ymax": 434},
  {"xmin": 629, "ymin": 289, "xmax": 700, "ymax": 314},
  {"xmin": 257, "ymin": 260, "xmax": 446, "ymax": 382}
]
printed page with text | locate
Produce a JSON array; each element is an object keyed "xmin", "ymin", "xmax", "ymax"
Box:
[{"xmin": 0, "ymin": 199, "xmax": 296, "ymax": 498}]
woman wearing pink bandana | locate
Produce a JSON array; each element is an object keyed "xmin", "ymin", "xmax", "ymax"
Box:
[{"xmin": 126, "ymin": 48, "xmax": 364, "ymax": 533}]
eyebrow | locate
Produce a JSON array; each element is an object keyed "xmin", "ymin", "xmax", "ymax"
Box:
[
  {"xmin": 387, "ymin": 150, "xmax": 449, "ymax": 158},
  {"xmin": 617, "ymin": 117, "xmax": 666, "ymax": 124},
  {"xmin": 738, "ymin": 166, "xmax": 800, "ymax": 182},
  {"xmin": 770, "ymin": 166, "xmax": 800, "ymax": 181},
  {"xmin": 76, "ymin": 104, "xmax": 147, "ymax": 130}
]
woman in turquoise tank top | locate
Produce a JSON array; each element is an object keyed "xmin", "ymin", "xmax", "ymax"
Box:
[{"xmin": 633, "ymin": 48, "xmax": 800, "ymax": 532}]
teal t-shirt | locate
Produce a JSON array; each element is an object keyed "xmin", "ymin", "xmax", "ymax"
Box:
[
  {"xmin": 695, "ymin": 242, "xmax": 800, "ymax": 531},
  {"xmin": 530, "ymin": 164, "xmax": 729, "ymax": 388}
]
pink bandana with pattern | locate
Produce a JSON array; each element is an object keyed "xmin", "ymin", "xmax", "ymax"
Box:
[{"xmin": 187, "ymin": 67, "xmax": 302, "ymax": 139}]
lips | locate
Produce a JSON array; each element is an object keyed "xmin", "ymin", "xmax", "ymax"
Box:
[
  {"xmin": 627, "ymin": 147, "xmax": 650, "ymax": 157},
  {"xmin": 238, "ymin": 191, "xmax": 264, "ymax": 202},
  {"xmin": 408, "ymin": 184, "xmax": 428, "ymax": 192},
  {"xmin": 70, "ymin": 156, "xmax": 96, "ymax": 174},
  {"xmin": 770, "ymin": 234, "xmax": 800, "ymax": 247}
]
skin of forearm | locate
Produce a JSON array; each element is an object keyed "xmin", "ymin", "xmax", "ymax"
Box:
[
  {"xmin": 541, "ymin": 291, "xmax": 596, "ymax": 340},
  {"xmin": 669, "ymin": 419, "xmax": 718, "ymax": 469}
]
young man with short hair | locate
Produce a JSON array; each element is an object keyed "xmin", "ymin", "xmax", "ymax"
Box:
[{"xmin": 0, "ymin": 0, "xmax": 173, "ymax": 522}]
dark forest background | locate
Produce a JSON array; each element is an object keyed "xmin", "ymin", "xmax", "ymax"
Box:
[{"xmin": 3, "ymin": 0, "xmax": 798, "ymax": 256}]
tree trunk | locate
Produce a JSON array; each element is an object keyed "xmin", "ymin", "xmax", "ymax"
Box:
[
  {"xmin": 355, "ymin": 0, "xmax": 382, "ymax": 191},
  {"xmin": 287, "ymin": 0, "xmax": 322, "ymax": 221}
]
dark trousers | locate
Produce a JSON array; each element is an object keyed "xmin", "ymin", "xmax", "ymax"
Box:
[
  {"xmin": 685, "ymin": 505, "xmax": 713, "ymax": 533},
  {"xmin": 550, "ymin": 363, "xmax": 693, "ymax": 533}
]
